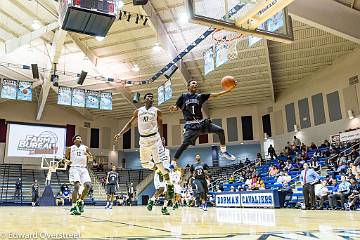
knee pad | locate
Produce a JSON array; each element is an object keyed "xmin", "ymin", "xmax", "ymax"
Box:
[
  {"xmin": 141, "ymin": 161, "xmax": 155, "ymax": 170},
  {"xmin": 73, "ymin": 182, "xmax": 81, "ymax": 191}
]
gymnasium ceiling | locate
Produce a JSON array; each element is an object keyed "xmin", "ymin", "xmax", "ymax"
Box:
[{"xmin": 0, "ymin": 0, "xmax": 359, "ymax": 120}]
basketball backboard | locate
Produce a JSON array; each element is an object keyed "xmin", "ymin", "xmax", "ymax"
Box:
[{"xmin": 185, "ymin": 0, "xmax": 294, "ymax": 43}]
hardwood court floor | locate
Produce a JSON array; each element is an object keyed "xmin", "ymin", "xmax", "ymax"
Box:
[{"xmin": 0, "ymin": 206, "xmax": 359, "ymax": 239}]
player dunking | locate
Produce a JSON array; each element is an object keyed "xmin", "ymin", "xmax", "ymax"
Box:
[
  {"xmin": 114, "ymin": 93, "xmax": 174, "ymax": 199},
  {"xmin": 169, "ymin": 80, "xmax": 236, "ymax": 163},
  {"xmin": 65, "ymin": 135, "xmax": 93, "ymax": 215}
]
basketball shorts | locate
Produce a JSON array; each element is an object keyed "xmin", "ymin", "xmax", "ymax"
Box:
[
  {"xmin": 32, "ymin": 192, "xmax": 39, "ymax": 202},
  {"xmin": 174, "ymin": 184, "xmax": 182, "ymax": 194},
  {"xmin": 139, "ymin": 133, "xmax": 168, "ymax": 168},
  {"xmin": 192, "ymin": 179, "xmax": 208, "ymax": 195},
  {"xmin": 69, "ymin": 166, "xmax": 91, "ymax": 184},
  {"xmin": 106, "ymin": 184, "xmax": 117, "ymax": 195},
  {"xmin": 154, "ymin": 175, "xmax": 166, "ymax": 190}
]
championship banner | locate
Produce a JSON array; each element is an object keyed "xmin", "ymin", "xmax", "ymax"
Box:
[
  {"xmin": 339, "ymin": 129, "xmax": 360, "ymax": 142},
  {"xmin": 240, "ymin": 192, "xmax": 275, "ymax": 208},
  {"xmin": 216, "ymin": 193, "xmax": 241, "ymax": 207}
]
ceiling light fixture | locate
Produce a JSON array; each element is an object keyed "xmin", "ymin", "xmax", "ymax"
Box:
[
  {"xmin": 31, "ymin": 20, "xmax": 42, "ymax": 30},
  {"xmin": 118, "ymin": 0, "xmax": 124, "ymax": 9},
  {"xmin": 95, "ymin": 36, "xmax": 105, "ymax": 41},
  {"xmin": 178, "ymin": 12, "xmax": 189, "ymax": 24},
  {"xmin": 153, "ymin": 43, "xmax": 161, "ymax": 52}
]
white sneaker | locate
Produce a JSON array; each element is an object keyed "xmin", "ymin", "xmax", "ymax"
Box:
[{"xmin": 221, "ymin": 151, "xmax": 236, "ymax": 160}]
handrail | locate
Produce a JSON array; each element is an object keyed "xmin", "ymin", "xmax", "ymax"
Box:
[{"xmin": 208, "ymin": 161, "xmax": 254, "ymax": 192}]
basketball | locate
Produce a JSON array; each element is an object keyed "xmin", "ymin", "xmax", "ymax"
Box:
[
  {"xmin": 22, "ymin": 89, "xmax": 28, "ymax": 94},
  {"xmin": 221, "ymin": 76, "xmax": 236, "ymax": 90}
]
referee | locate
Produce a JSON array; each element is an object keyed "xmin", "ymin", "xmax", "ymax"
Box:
[{"xmin": 105, "ymin": 165, "xmax": 119, "ymax": 209}]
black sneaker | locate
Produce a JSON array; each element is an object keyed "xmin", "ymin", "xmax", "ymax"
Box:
[{"xmin": 70, "ymin": 206, "xmax": 81, "ymax": 215}]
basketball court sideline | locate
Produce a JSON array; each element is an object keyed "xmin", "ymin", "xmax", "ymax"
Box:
[{"xmin": 0, "ymin": 206, "xmax": 360, "ymax": 239}]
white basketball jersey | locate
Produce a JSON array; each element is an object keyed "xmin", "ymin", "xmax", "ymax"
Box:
[
  {"xmin": 171, "ymin": 170, "xmax": 182, "ymax": 185},
  {"xmin": 137, "ymin": 106, "xmax": 159, "ymax": 136},
  {"xmin": 70, "ymin": 144, "xmax": 87, "ymax": 167}
]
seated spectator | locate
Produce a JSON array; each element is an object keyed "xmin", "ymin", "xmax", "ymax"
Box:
[
  {"xmin": 228, "ymin": 175, "xmax": 235, "ymax": 184},
  {"xmin": 328, "ymin": 176, "xmax": 351, "ymax": 210},
  {"xmin": 337, "ymin": 162, "xmax": 348, "ymax": 174},
  {"xmin": 315, "ymin": 180, "xmax": 329, "ymax": 210},
  {"xmin": 283, "ymin": 160, "xmax": 292, "ymax": 172},
  {"xmin": 309, "ymin": 157, "xmax": 320, "ymax": 171},
  {"xmin": 230, "ymin": 186, "xmax": 235, "ymax": 192},
  {"xmin": 56, "ymin": 191, "xmax": 64, "ymax": 206},
  {"xmin": 313, "ymin": 149, "xmax": 321, "ymax": 160},
  {"xmin": 99, "ymin": 162, "xmax": 104, "ymax": 171},
  {"xmin": 347, "ymin": 178, "xmax": 360, "ymax": 210},
  {"xmin": 301, "ymin": 143, "xmax": 307, "ymax": 152},
  {"xmin": 293, "ymin": 136, "xmax": 301, "ymax": 149},
  {"xmin": 269, "ymin": 166, "xmax": 279, "ymax": 177},
  {"xmin": 245, "ymin": 158, "xmax": 251, "ymax": 165},
  {"xmin": 92, "ymin": 160, "xmax": 98, "ymax": 170},
  {"xmin": 276, "ymin": 171, "xmax": 291, "ymax": 185},
  {"xmin": 310, "ymin": 142, "xmax": 317, "ymax": 150}
]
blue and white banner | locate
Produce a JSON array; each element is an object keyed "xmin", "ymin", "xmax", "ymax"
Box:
[
  {"xmin": 240, "ymin": 192, "xmax": 275, "ymax": 208},
  {"xmin": 216, "ymin": 193, "xmax": 241, "ymax": 207},
  {"xmin": 215, "ymin": 190, "xmax": 279, "ymax": 208}
]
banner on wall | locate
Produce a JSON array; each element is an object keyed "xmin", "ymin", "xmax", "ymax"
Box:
[
  {"xmin": 330, "ymin": 129, "xmax": 360, "ymax": 143},
  {"xmin": 7, "ymin": 123, "xmax": 66, "ymax": 158},
  {"xmin": 216, "ymin": 193, "xmax": 241, "ymax": 207},
  {"xmin": 240, "ymin": 192, "xmax": 275, "ymax": 208}
]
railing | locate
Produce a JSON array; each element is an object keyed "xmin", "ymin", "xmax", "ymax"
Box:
[{"xmin": 208, "ymin": 160, "xmax": 253, "ymax": 192}]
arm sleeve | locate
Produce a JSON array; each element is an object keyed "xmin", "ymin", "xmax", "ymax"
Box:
[
  {"xmin": 200, "ymin": 93, "xmax": 211, "ymax": 103},
  {"xmin": 175, "ymin": 94, "xmax": 184, "ymax": 109}
]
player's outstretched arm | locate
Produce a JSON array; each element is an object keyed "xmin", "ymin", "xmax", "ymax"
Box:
[
  {"xmin": 114, "ymin": 109, "xmax": 138, "ymax": 141},
  {"xmin": 209, "ymin": 82, "xmax": 237, "ymax": 99}
]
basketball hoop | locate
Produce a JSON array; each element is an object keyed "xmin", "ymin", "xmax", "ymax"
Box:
[
  {"xmin": 212, "ymin": 29, "xmax": 243, "ymax": 61},
  {"xmin": 41, "ymin": 156, "xmax": 68, "ymax": 185}
]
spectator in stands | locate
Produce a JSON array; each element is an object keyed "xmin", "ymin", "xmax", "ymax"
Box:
[
  {"xmin": 347, "ymin": 178, "xmax": 360, "ymax": 210},
  {"xmin": 293, "ymin": 136, "xmax": 301, "ymax": 149},
  {"xmin": 56, "ymin": 191, "xmax": 64, "ymax": 206},
  {"xmin": 323, "ymin": 139, "xmax": 331, "ymax": 147},
  {"xmin": 276, "ymin": 172, "xmax": 291, "ymax": 186},
  {"xmin": 315, "ymin": 180, "xmax": 329, "ymax": 210},
  {"xmin": 301, "ymin": 143, "xmax": 307, "ymax": 152},
  {"xmin": 328, "ymin": 176, "xmax": 351, "ymax": 210},
  {"xmin": 313, "ymin": 149, "xmax": 321, "ymax": 160},
  {"xmin": 256, "ymin": 153, "xmax": 263, "ymax": 166},
  {"xmin": 230, "ymin": 186, "xmax": 235, "ymax": 192},
  {"xmin": 92, "ymin": 160, "xmax": 98, "ymax": 170},
  {"xmin": 309, "ymin": 157, "xmax": 320, "ymax": 171},
  {"xmin": 14, "ymin": 178, "xmax": 22, "ymax": 199},
  {"xmin": 245, "ymin": 158, "xmax": 251, "ymax": 165},
  {"xmin": 269, "ymin": 166, "xmax": 279, "ymax": 177},
  {"xmin": 310, "ymin": 142, "xmax": 317, "ymax": 150},
  {"xmin": 268, "ymin": 145, "xmax": 277, "ymax": 160},
  {"xmin": 283, "ymin": 160, "xmax": 292, "ymax": 172},
  {"xmin": 337, "ymin": 162, "xmax": 348, "ymax": 174},
  {"xmin": 99, "ymin": 162, "xmax": 104, "ymax": 171},
  {"xmin": 228, "ymin": 175, "xmax": 235, "ymax": 184},
  {"xmin": 300, "ymin": 163, "xmax": 319, "ymax": 210}
]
